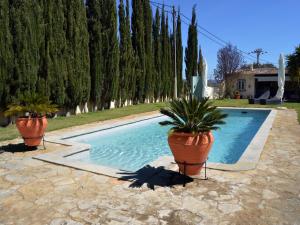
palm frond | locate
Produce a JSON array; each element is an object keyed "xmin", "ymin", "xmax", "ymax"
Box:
[
  {"xmin": 159, "ymin": 97, "xmax": 227, "ymax": 133},
  {"xmin": 4, "ymin": 93, "xmax": 59, "ymax": 118}
]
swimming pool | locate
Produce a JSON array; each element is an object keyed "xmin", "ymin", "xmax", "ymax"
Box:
[{"xmin": 66, "ymin": 109, "xmax": 271, "ymax": 172}]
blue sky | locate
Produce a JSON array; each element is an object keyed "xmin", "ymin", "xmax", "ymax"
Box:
[
  {"xmin": 156, "ymin": 0, "xmax": 300, "ymax": 78},
  {"xmin": 118, "ymin": 0, "xmax": 300, "ymax": 78}
]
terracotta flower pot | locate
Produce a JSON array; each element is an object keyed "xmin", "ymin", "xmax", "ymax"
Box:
[
  {"xmin": 168, "ymin": 132, "xmax": 214, "ymax": 176},
  {"xmin": 16, "ymin": 116, "xmax": 48, "ymax": 146}
]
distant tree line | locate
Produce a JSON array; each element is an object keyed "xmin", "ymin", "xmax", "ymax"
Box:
[{"xmin": 0, "ymin": 0, "xmax": 201, "ymax": 113}]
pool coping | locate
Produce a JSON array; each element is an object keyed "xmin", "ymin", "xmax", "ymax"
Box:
[{"xmin": 33, "ymin": 107, "xmax": 277, "ymax": 177}]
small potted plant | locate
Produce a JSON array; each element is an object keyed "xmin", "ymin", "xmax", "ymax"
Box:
[
  {"xmin": 159, "ymin": 97, "xmax": 227, "ymax": 176},
  {"xmin": 4, "ymin": 93, "xmax": 58, "ymax": 146},
  {"xmin": 234, "ymin": 90, "xmax": 240, "ymax": 99}
]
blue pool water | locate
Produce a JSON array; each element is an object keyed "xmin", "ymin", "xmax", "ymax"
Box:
[{"xmin": 67, "ymin": 109, "xmax": 270, "ymax": 171}]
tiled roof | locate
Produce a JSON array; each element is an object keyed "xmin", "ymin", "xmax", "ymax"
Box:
[{"xmin": 235, "ymin": 68, "xmax": 288, "ymax": 75}]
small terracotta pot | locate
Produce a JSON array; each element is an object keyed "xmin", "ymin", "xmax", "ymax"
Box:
[
  {"xmin": 16, "ymin": 116, "xmax": 48, "ymax": 146},
  {"xmin": 235, "ymin": 94, "xmax": 240, "ymax": 99},
  {"xmin": 168, "ymin": 132, "xmax": 214, "ymax": 176}
]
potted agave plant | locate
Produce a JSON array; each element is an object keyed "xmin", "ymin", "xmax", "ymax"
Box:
[
  {"xmin": 159, "ymin": 97, "xmax": 227, "ymax": 176},
  {"xmin": 4, "ymin": 93, "xmax": 58, "ymax": 147}
]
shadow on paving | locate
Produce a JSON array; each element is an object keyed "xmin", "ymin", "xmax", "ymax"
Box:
[
  {"xmin": 118, "ymin": 165, "xmax": 194, "ymax": 190},
  {"xmin": 0, "ymin": 143, "xmax": 37, "ymax": 154}
]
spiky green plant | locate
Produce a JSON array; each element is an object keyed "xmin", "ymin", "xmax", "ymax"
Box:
[
  {"xmin": 159, "ymin": 97, "xmax": 227, "ymax": 133},
  {"xmin": 4, "ymin": 93, "xmax": 58, "ymax": 118}
]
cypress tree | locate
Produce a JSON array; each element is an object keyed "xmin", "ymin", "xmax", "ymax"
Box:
[
  {"xmin": 0, "ymin": 0, "xmax": 13, "ymax": 108},
  {"xmin": 49, "ymin": 0, "xmax": 68, "ymax": 106},
  {"xmin": 143, "ymin": 0, "xmax": 154, "ymax": 102},
  {"xmin": 101, "ymin": 0, "xmax": 119, "ymax": 108},
  {"xmin": 152, "ymin": 7, "xmax": 161, "ymax": 101},
  {"xmin": 87, "ymin": 0, "xmax": 103, "ymax": 109},
  {"xmin": 170, "ymin": 32, "xmax": 175, "ymax": 99},
  {"xmin": 36, "ymin": 0, "xmax": 49, "ymax": 99},
  {"xmin": 165, "ymin": 16, "xmax": 172, "ymax": 98},
  {"xmin": 37, "ymin": 0, "xmax": 67, "ymax": 106},
  {"xmin": 132, "ymin": 0, "xmax": 145, "ymax": 103},
  {"xmin": 119, "ymin": 0, "xmax": 135, "ymax": 106},
  {"xmin": 78, "ymin": 0, "xmax": 90, "ymax": 107},
  {"xmin": 160, "ymin": 7, "xmax": 167, "ymax": 100},
  {"xmin": 9, "ymin": 0, "xmax": 41, "ymax": 98},
  {"xmin": 176, "ymin": 11, "xmax": 183, "ymax": 97},
  {"xmin": 198, "ymin": 47, "xmax": 204, "ymax": 77},
  {"xmin": 64, "ymin": 0, "xmax": 90, "ymax": 109},
  {"xmin": 185, "ymin": 6, "xmax": 198, "ymax": 92},
  {"xmin": 125, "ymin": 0, "xmax": 136, "ymax": 104}
]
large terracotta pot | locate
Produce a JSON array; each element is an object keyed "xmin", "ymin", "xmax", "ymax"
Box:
[
  {"xmin": 168, "ymin": 132, "xmax": 214, "ymax": 176},
  {"xmin": 16, "ymin": 116, "xmax": 48, "ymax": 146}
]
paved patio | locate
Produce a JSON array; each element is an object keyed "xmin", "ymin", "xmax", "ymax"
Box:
[{"xmin": 0, "ymin": 109, "xmax": 299, "ymax": 225}]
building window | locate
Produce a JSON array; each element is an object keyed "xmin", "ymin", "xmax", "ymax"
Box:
[{"xmin": 237, "ymin": 79, "xmax": 246, "ymax": 91}]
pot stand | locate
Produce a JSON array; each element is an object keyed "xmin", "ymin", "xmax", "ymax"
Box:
[
  {"xmin": 22, "ymin": 135, "xmax": 46, "ymax": 150},
  {"xmin": 175, "ymin": 158, "xmax": 208, "ymax": 187}
]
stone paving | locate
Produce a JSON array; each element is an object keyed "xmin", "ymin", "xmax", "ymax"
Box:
[{"xmin": 0, "ymin": 109, "xmax": 299, "ymax": 225}]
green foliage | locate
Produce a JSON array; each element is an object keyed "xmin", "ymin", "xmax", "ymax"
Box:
[
  {"xmin": 287, "ymin": 45, "xmax": 300, "ymax": 87},
  {"xmin": 0, "ymin": 0, "xmax": 13, "ymax": 108},
  {"xmin": 9, "ymin": 0, "xmax": 41, "ymax": 98},
  {"xmin": 132, "ymin": 0, "xmax": 145, "ymax": 103},
  {"xmin": 119, "ymin": 0, "xmax": 135, "ymax": 105},
  {"xmin": 101, "ymin": 0, "xmax": 119, "ymax": 106},
  {"xmin": 143, "ymin": 0, "xmax": 154, "ymax": 101},
  {"xmin": 160, "ymin": 8, "xmax": 168, "ymax": 99},
  {"xmin": 87, "ymin": 0, "xmax": 103, "ymax": 107},
  {"xmin": 198, "ymin": 47, "xmax": 204, "ymax": 77},
  {"xmin": 165, "ymin": 16, "xmax": 172, "ymax": 98},
  {"xmin": 38, "ymin": 0, "xmax": 67, "ymax": 106},
  {"xmin": 159, "ymin": 97, "xmax": 227, "ymax": 133},
  {"xmin": 153, "ymin": 7, "xmax": 161, "ymax": 100},
  {"xmin": 64, "ymin": 0, "xmax": 90, "ymax": 107},
  {"xmin": 4, "ymin": 93, "xmax": 58, "ymax": 118},
  {"xmin": 0, "ymin": 0, "xmax": 184, "ymax": 111},
  {"xmin": 176, "ymin": 12, "xmax": 183, "ymax": 97},
  {"xmin": 185, "ymin": 6, "xmax": 198, "ymax": 92}
]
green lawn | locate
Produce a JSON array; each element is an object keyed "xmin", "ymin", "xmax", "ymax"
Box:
[
  {"xmin": 210, "ymin": 99, "xmax": 300, "ymax": 123},
  {"xmin": 0, "ymin": 102, "xmax": 166, "ymax": 142},
  {"xmin": 0, "ymin": 100, "xmax": 299, "ymax": 142}
]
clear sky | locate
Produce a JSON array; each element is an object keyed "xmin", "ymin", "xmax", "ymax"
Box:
[
  {"xmin": 117, "ymin": 0, "xmax": 300, "ymax": 79},
  {"xmin": 153, "ymin": 0, "xmax": 300, "ymax": 78}
]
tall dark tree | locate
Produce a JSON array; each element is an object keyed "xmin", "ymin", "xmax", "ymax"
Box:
[
  {"xmin": 160, "ymin": 7, "xmax": 168, "ymax": 99},
  {"xmin": 38, "ymin": 0, "xmax": 67, "ymax": 106},
  {"xmin": 165, "ymin": 16, "xmax": 172, "ymax": 98},
  {"xmin": 185, "ymin": 6, "xmax": 198, "ymax": 92},
  {"xmin": 176, "ymin": 11, "xmax": 183, "ymax": 97},
  {"xmin": 125, "ymin": 0, "xmax": 136, "ymax": 103},
  {"xmin": 64, "ymin": 0, "xmax": 90, "ymax": 109},
  {"xmin": 101, "ymin": 0, "xmax": 119, "ymax": 107},
  {"xmin": 152, "ymin": 7, "xmax": 161, "ymax": 101},
  {"xmin": 50, "ymin": 0, "xmax": 68, "ymax": 106},
  {"xmin": 143, "ymin": 0, "xmax": 154, "ymax": 102},
  {"xmin": 87, "ymin": 0, "xmax": 103, "ymax": 109},
  {"xmin": 0, "ymin": 0, "xmax": 13, "ymax": 108},
  {"xmin": 132, "ymin": 0, "xmax": 145, "ymax": 103},
  {"xmin": 9, "ymin": 0, "xmax": 41, "ymax": 99},
  {"xmin": 198, "ymin": 46, "xmax": 204, "ymax": 77},
  {"xmin": 287, "ymin": 45, "xmax": 300, "ymax": 88},
  {"xmin": 119, "ymin": 0, "xmax": 135, "ymax": 105}
]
